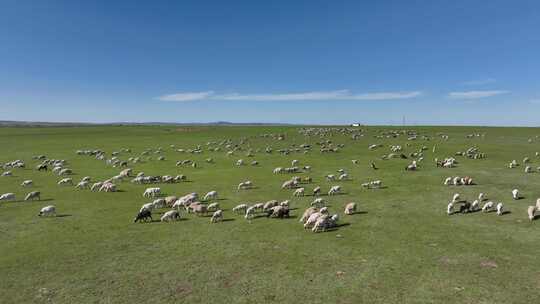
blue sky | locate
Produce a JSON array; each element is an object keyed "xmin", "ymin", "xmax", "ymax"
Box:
[{"xmin": 1, "ymin": 0, "xmax": 539, "ymax": 125}]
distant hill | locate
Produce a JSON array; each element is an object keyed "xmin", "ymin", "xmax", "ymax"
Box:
[{"xmin": 0, "ymin": 120, "xmax": 296, "ymax": 127}]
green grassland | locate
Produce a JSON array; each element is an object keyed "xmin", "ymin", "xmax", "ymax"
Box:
[{"xmin": 0, "ymin": 125, "xmax": 539, "ymax": 303}]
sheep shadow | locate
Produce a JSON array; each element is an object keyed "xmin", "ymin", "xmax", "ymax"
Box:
[
  {"xmin": 324, "ymin": 223, "xmax": 351, "ymax": 232},
  {"xmin": 501, "ymin": 210, "xmax": 512, "ymax": 215},
  {"xmin": 221, "ymin": 218, "xmax": 235, "ymax": 222},
  {"xmin": 533, "ymin": 215, "xmax": 540, "ymax": 221},
  {"xmin": 350, "ymin": 211, "xmax": 368, "ymax": 215},
  {"xmin": 55, "ymin": 214, "xmax": 72, "ymax": 218}
]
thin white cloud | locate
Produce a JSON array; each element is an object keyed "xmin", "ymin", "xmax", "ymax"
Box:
[
  {"xmin": 156, "ymin": 90, "xmax": 422, "ymax": 102},
  {"xmin": 350, "ymin": 91, "xmax": 422, "ymax": 100},
  {"xmin": 448, "ymin": 90, "xmax": 509, "ymax": 99},
  {"xmin": 157, "ymin": 91, "xmax": 215, "ymax": 101},
  {"xmin": 462, "ymin": 78, "xmax": 497, "ymax": 86}
]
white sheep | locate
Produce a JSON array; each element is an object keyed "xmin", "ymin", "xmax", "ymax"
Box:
[
  {"xmin": 299, "ymin": 207, "xmax": 318, "ymax": 223},
  {"xmin": 478, "ymin": 193, "xmax": 486, "ymax": 201},
  {"xmin": 207, "ymin": 202, "xmax": 220, "ymax": 211},
  {"xmin": 311, "ymin": 197, "xmax": 325, "ymax": 207},
  {"xmin": 140, "ymin": 203, "xmax": 154, "ymax": 212},
  {"xmin": 237, "ymin": 181, "xmax": 252, "ymax": 190},
  {"xmin": 210, "ymin": 210, "xmax": 223, "ymax": 223},
  {"xmin": 160, "ymin": 210, "xmax": 181, "ymax": 222},
  {"xmin": 443, "ymin": 177, "xmax": 452, "ymax": 186},
  {"xmin": 232, "ymin": 204, "xmax": 248, "ymax": 214},
  {"xmin": 143, "ymin": 187, "xmax": 161, "ymax": 198},
  {"xmin": 21, "ymin": 180, "xmax": 33, "ymax": 187},
  {"xmin": 91, "ymin": 182, "xmax": 103, "ymax": 191},
  {"xmin": 293, "ymin": 188, "xmax": 305, "ymax": 197},
  {"xmin": 38, "ymin": 205, "xmax": 56, "ymax": 217},
  {"xmin": 313, "ymin": 186, "xmax": 321, "ymax": 196},
  {"xmin": 328, "ymin": 185, "xmax": 341, "ymax": 195},
  {"xmin": 447, "ymin": 202, "xmax": 454, "ymax": 215},
  {"xmin": 312, "ymin": 214, "xmax": 339, "ymax": 233},
  {"xmin": 512, "ymin": 189, "xmax": 519, "ymax": 200},
  {"xmin": 471, "ymin": 200, "xmax": 479, "ymax": 211},
  {"xmin": 452, "ymin": 193, "xmax": 460, "ymax": 203},
  {"xmin": 304, "ymin": 212, "xmax": 324, "ymax": 228},
  {"xmin": 203, "ymin": 190, "xmax": 218, "ymax": 201},
  {"xmin": 58, "ymin": 178, "xmax": 73, "ymax": 186},
  {"xmin": 527, "ymin": 206, "xmax": 536, "ymax": 221},
  {"xmin": 344, "ymin": 202, "xmax": 357, "ymax": 215},
  {"xmin": 76, "ymin": 181, "xmax": 90, "ymax": 189},
  {"xmin": 0, "ymin": 193, "xmax": 16, "ymax": 202},
  {"xmin": 482, "ymin": 201, "xmax": 494, "ymax": 212},
  {"xmin": 245, "ymin": 206, "xmax": 256, "ymax": 220},
  {"xmin": 496, "ymin": 202, "xmax": 504, "ymax": 216}
]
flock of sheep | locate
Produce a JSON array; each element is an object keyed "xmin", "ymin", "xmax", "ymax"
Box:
[{"xmin": 1, "ymin": 127, "xmax": 539, "ymax": 236}]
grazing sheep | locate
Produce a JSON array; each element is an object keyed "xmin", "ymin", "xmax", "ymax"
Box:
[
  {"xmin": 58, "ymin": 178, "xmax": 73, "ymax": 186},
  {"xmin": 1, "ymin": 171, "xmax": 12, "ymax": 177},
  {"xmin": 21, "ymin": 180, "xmax": 33, "ymax": 187},
  {"xmin": 90, "ymin": 182, "xmax": 103, "ymax": 191},
  {"xmin": 512, "ymin": 189, "xmax": 519, "ymax": 200},
  {"xmin": 24, "ymin": 191, "xmax": 40, "ymax": 201},
  {"xmin": 471, "ymin": 200, "xmax": 479, "ymax": 211},
  {"xmin": 312, "ymin": 214, "xmax": 339, "ymax": 233},
  {"xmin": 99, "ymin": 182, "xmax": 117, "ymax": 192},
  {"xmin": 293, "ymin": 188, "xmax": 305, "ymax": 197},
  {"xmin": 328, "ymin": 185, "xmax": 341, "ymax": 196},
  {"xmin": 344, "ymin": 202, "xmax": 357, "ymax": 215},
  {"xmin": 164, "ymin": 196, "xmax": 178, "ymax": 207},
  {"xmin": 76, "ymin": 181, "xmax": 90, "ymax": 189},
  {"xmin": 326, "ymin": 174, "xmax": 336, "ymax": 181},
  {"xmin": 58, "ymin": 168, "xmax": 72, "ymax": 176},
  {"xmin": 252, "ymin": 203, "xmax": 264, "ymax": 211},
  {"xmin": 304, "ymin": 212, "xmax": 325, "ymax": 228},
  {"xmin": 281, "ymin": 179, "xmax": 297, "ymax": 189},
  {"xmin": 478, "ymin": 193, "xmax": 486, "ymax": 201},
  {"xmin": 299, "ymin": 207, "xmax": 318, "ymax": 223},
  {"xmin": 134, "ymin": 209, "xmax": 153, "ymax": 223},
  {"xmin": 536, "ymin": 198, "xmax": 540, "ymax": 211},
  {"xmin": 311, "ymin": 197, "xmax": 325, "ymax": 207},
  {"xmin": 527, "ymin": 206, "xmax": 536, "ymax": 221},
  {"xmin": 233, "ymin": 204, "xmax": 248, "ymax": 214},
  {"xmin": 482, "ymin": 201, "xmax": 494, "ymax": 212},
  {"xmin": 452, "ymin": 193, "xmax": 460, "ymax": 203},
  {"xmin": 203, "ymin": 190, "xmax": 218, "ymax": 201},
  {"xmin": 496, "ymin": 202, "xmax": 504, "ymax": 216},
  {"xmin": 245, "ymin": 206, "xmax": 256, "ymax": 220},
  {"xmin": 263, "ymin": 200, "xmax": 278, "ymax": 211},
  {"xmin": 0, "ymin": 193, "xmax": 16, "ymax": 202},
  {"xmin": 313, "ymin": 186, "xmax": 321, "ymax": 196},
  {"xmin": 338, "ymin": 173, "xmax": 349, "ymax": 180},
  {"xmin": 160, "ymin": 210, "xmax": 181, "ymax": 222},
  {"xmin": 192, "ymin": 204, "xmax": 208, "ymax": 216},
  {"xmin": 443, "ymin": 177, "xmax": 452, "ymax": 185},
  {"xmin": 152, "ymin": 198, "xmax": 166, "ymax": 209},
  {"xmin": 266, "ymin": 205, "xmax": 290, "ymax": 218},
  {"xmin": 207, "ymin": 202, "xmax": 220, "ymax": 212},
  {"xmin": 38, "ymin": 205, "xmax": 56, "ymax": 217},
  {"xmin": 211, "ymin": 210, "xmax": 223, "ymax": 223},
  {"xmin": 140, "ymin": 203, "xmax": 154, "ymax": 212},
  {"xmin": 143, "ymin": 187, "xmax": 161, "ymax": 198},
  {"xmin": 237, "ymin": 181, "xmax": 252, "ymax": 190},
  {"xmin": 525, "ymin": 166, "xmax": 533, "ymax": 173},
  {"xmin": 447, "ymin": 202, "xmax": 454, "ymax": 215}
]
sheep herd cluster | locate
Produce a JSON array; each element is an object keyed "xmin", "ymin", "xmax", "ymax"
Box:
[{"xmin": 1, "ymin": 127, "xmax": 539, "ymax": 235}]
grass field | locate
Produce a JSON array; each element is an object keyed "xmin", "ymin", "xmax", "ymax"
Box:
[{"xmin": 0, "ymin": 125, "xmax": 539, "ymax": 304}]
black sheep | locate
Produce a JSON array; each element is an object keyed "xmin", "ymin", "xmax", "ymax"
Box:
[{"xmin": 134, "ymin": 209, "xmax": 152, "ymax": 223}]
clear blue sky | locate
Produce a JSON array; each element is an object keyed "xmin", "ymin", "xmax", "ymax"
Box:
[{"xmin": 1, "ymin": 0, "xmax": 539, "ymax": 125}]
